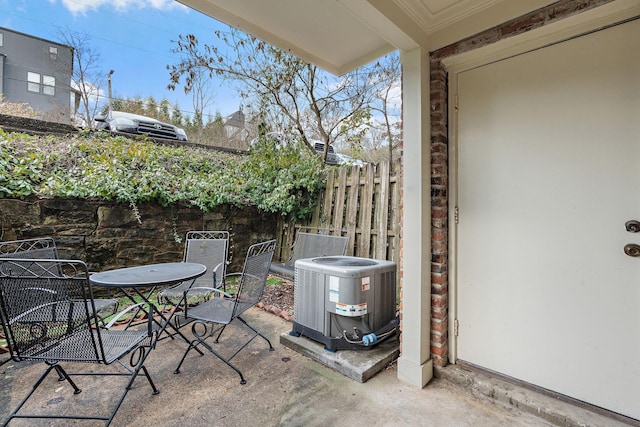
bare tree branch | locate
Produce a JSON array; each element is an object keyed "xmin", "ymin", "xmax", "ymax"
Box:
[
  {"xmin": 167, "ymin": 29, "xmax": 395, "ymax": 163},
  {"xmin": 57, "ymin": 29, "xmax": 106, "ymax": 128}
]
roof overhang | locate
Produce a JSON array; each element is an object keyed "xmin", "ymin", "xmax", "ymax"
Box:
[{"xmin": 178, "ymin": 0, "xmax": 557, "ymax": 75}]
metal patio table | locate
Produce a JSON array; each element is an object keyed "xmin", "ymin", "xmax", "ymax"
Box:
[{"xmin": 90, "ymin": 262, "xmax": 207, "ymax": 344}]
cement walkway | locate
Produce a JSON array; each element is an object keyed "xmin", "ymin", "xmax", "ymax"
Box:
[{"xmin": 0, "ymin": 308, "xmax": 630, "ymax": 426}]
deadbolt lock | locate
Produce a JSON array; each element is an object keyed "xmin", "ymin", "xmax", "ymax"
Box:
[
  {"xmin": 623, "ymin": 244, "xmax": 640, "ymax": 257},
  {"xmin": 625, "ymin": 220, "xmax": 640, "ymax": 233}
]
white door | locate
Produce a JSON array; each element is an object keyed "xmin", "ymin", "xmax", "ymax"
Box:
[{"xmin": 456, "ymin": 19, "xmax": 640, "ymax": 419}]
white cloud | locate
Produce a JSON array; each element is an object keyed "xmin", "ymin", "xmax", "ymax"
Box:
[
  {"xmin": 71, "ymin": 80, "xmax": 105, "ymax": 113},
  {"xmin": 58, "ymin": 0, "xmax": 185, "ymax": 16}
]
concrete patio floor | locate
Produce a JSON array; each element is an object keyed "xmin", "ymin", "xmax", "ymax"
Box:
[{"xmin": 0, "ymin": 308, "xmax": 632, "ymax": 426}]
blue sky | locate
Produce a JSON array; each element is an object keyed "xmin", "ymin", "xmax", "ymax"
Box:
[{"xmin": 1, "ymin": 0, "xmax": 240, "ymax": 119}]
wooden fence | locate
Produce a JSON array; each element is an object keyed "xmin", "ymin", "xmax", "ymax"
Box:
[{"xmin": 274, "ymin": 159, "xmax": 402, "ymax": 267}]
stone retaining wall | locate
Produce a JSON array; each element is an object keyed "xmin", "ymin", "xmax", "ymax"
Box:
[
  {"xmin": 0, "ymin": 197, "xmax": 277, "ymax": 272},
  {"xmin": 0, "ymin": 114, "xmax": 77, "ymax": 135}
]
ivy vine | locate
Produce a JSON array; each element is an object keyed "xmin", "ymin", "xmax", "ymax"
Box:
[{"xmin": 0, "ymin": 130, "xmax": 327, "ymax": 220}]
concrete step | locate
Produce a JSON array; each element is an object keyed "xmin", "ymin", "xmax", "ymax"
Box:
[{"xmin": 280, "ymin": 330, "xmax": 399, "ymax": 383}]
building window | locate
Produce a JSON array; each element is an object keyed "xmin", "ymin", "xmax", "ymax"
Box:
[
  {"xmin": 49, "ymin": 46, "xmax": 58, "ymax": 60},
  {"xmin": 0, "ymin": 33, "xmax": 3, "ymax": 47},
  {"xmin": 27, "ymin": 72, "xmax": 40, "ymax": 93},
  {"xmin": 27, "ymin": 72, "xmax": 56, "ymax": 96},
  {"xmin": 43, "ymin": 75, "xmax": 55, "ymax": 96}
]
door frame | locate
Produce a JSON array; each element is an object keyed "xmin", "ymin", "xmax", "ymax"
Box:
[{"xmin": 442, "ymin": 0, "xmax": 640, "ymax": 365}]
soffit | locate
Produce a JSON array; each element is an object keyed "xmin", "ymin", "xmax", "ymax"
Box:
[{"xmin": 178, "ymin": 0, "xmax": 556, "ymax": 75}]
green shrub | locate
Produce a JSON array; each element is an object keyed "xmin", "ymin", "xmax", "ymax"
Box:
[
  {"xmin": 242, "ymin": 134, "xmax": 326, "ymax": 220},
  {"xmin": 0, "ymin": 130, "xmax": 326, "ymax": 220}
]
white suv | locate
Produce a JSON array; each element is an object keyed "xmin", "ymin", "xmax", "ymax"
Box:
[{"xmin": 94, "ymin": 111, "xmax": 188, "ymax": 142}]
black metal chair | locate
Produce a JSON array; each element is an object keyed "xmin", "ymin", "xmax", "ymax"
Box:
[
  {"xmin": 157, "ymin": 231, "xmax": 229, "ymax": 333},
  {"xmin": 269, "ymin": 228, "xmax": 348, "ymax": 280},
  {"xmin": 174, "ymin": 239, "xmax": 276, "ymax": 384},
  {"xmin": 0, "ymin": 237, "xmax": 119, "ymax": 319},
  {"xmin": 0, "ymin": 258, "xmax": 159, "ymax": 426}
]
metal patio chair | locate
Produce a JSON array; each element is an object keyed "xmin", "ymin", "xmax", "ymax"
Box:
[
  {"xmin": 0, "ymin": 258, "xmax": 159, "ymax": 426},
  {"xmin": 0, "ymin": 237, "xmax": 119, "ymax": 320},
  {"xmin": 157, "ymin": 231, "xmax": 229, "ymax": 332},
  {"xmin": 174, "ymin": 239, "xmax": 277, "ymax": 384},
  {"xmin": 269, "ymin": 228, "xmax": 348, "ymax": 280}
]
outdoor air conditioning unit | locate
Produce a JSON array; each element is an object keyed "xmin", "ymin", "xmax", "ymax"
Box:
[{"xmin": 290, "ymin": 256, "xmax": 398, "ymax": 351}]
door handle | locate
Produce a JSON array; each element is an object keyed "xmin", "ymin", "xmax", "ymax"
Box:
[
  {"xmin": 623, "ymin": 244, "xmax": 640, "ymax": 257},
  {"xmin": 625, "ymin": 220, "xmax": 640, "ymax": 233}
]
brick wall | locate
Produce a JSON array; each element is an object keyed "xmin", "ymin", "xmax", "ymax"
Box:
[{"xmin": 428, "ymin": 0, "xmax": 614, "ymax": 367}]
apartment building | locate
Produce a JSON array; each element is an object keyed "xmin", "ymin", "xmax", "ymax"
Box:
[{"xmin": 0, "ymin": 27, "xmax": 73, "ymax": 123}]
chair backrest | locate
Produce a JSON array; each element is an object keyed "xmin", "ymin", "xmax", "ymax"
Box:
[
  {"xmin": 184, "ymin": 231, "xmax": 229, "ymax": 289},
  {"xmin": 0, "ymin": 238, "xmax": 66, "ymax": 298},
  {"xmin": 233, "ymin": 240, "xmax": 276, "ymax": 318},
  {"xmin": 0, "ymin": 237, "xmax": 62, "ymax": 279},
  {"xmin": 0, "ymin": 237, "xmax": 59, "ymax": 259},
  {"xmin": 0, "ymin": 258, "xmax": 106, "ymax": 363},
  {"xmin": 286, "ymin": 232, "xmax": 348, "ymax": 267}
]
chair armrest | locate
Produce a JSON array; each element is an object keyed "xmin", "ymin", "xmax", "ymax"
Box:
[
  {"xmin": 103, "ymin": 302, "xmax": 148, "ymax": 329},
  {"xmin": 226, "ymin": 272, "xmax": 261, "ymax": 282},
  {"xmin": 225, "ymin": 272, "xmax": 242, "ymax": 279},
  {"xmin": 103, "ymin": 302, "xmax": 155, "ymax": 343},
  {"xmin": 184, "ymin": 286, "xmax": 231, "ymax": 299},
  {"xmin": 182, "ymin": 287, "xmax": 231, "ymax": 318}
]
